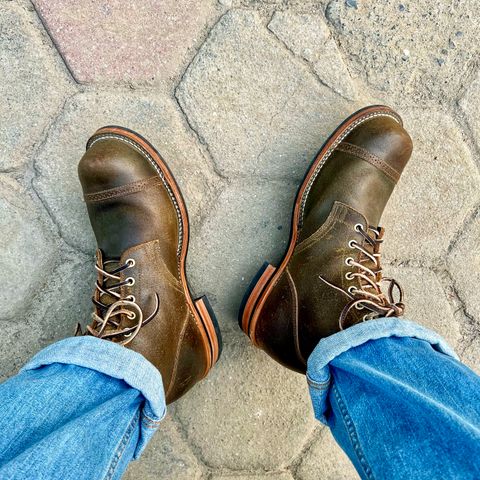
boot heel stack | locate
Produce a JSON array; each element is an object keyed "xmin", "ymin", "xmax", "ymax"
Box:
[
  {"xmin": 194, "ymin": 296, "xmax": 223, "ymax": 367},
  {"xmin": 239, "ymin": 262, "xmax": 277, "ymax": 336}
]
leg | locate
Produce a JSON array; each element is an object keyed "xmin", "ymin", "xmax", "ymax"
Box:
[
  {"xmin": 0, "ymin": 126, "xmax": 221, "ymax": 478},
  {"xmin": 307, "ymin": 318, "xmax": 480, "ymax": 480},
  {"xmin": 0, "ymin": 337, "xmax": 165, "ymax": 480},
  {"xmin": 239, "ymin": 107, "xmax": 479, "ymax": 476}
]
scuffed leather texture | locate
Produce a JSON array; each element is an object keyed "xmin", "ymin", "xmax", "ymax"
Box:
[
  {"xmin": 78, "ymin": 136, "xmax": 209, "ymax": 403},
  {"xmin": 255, "ymin": 269, "xmax": 306, "ymax": 373},
  {"xmin": 291, "ymin": 203, "xmax": 368, "ymax": 356},
  {"xmin": 299, "ymin": 116, "xmax": 412, "ymax": 241},
  {"xmin": 254, "ymin": 114, "xmax": 413, "ymax": 373}
]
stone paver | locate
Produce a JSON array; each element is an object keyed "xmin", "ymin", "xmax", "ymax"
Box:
[
  {"xmin": 0, "ymin": 176, "xmax": 57, "ymax": 320},
  {"xmin": 0, "ymin": 257, "xmax": 92, "ymax": 381},
  {"xmin": 460, "ymin": 71, "xmax": 480, "ymax": 151},
  {"xmin": 448, "ymin": 212, "xmax": 480, "ymax": 322},
  {"xmin": 188, "ymin": 178, "xmax": 296, "ymax": 332},
  {"xmin": 296, "ymin": 429, "xmax": 359, "ymax": 480},
  {"xmin": 460, "ymin": 335, "xmax": 480, "ymax": 373},
  {"xmin": 1, "ymin": 1, "xmax": 479, "ymax": 479},
  {"xmin": 33, "ymin": 90, "xmax": 218, "ymax": 254},
  {"xmin": 385, "ymin": 265, "xmax": 461, "ymax": 349},
  {"xmin": 325, "ymin": 0, "xmax": 480, "ymax": 104},
  {"xmin": 0, "ymin": 2, "xmax": 71, "ymax": 170},
  {"xmin": 124, "ymin": 416, "xmax": 203, "ymax": 480},
  {"xmin": 268, "ymin": 12, "xmax": 357, "ymax": 100},
  {"xmin": 32, "ymin": 0, "xmax": 221, "ymax": 84},
  {"xmin": 382, "ymin": 108, "xmax": 480, "ymax": 263},
  {"xmin": 177, "ymin": 10, "xmax": 356, "ymax": 181},
  {"xmin": 173, "ymin": 330, "xmax": 315, "ymax": 471}
]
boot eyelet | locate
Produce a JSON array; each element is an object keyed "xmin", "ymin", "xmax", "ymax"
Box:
[
  {"xmin": 126, "ymin": 277, "xmax": 135, "ymax": 286},
  {"xmin": 347, "ymin": 286, "xmax": 356, "ymax": 295},
  {"xmin": 126, "ymin": 312, "xmax": 136, "ymax": 320},
  {"xmin": 126, "ymin": 295, "xmax": 136, "ymax": 303},
  {"xmin": 355, "ymin": 303, "xmax": 364, "ymax": 310},
  {"xmin": 354, "ymin": 223, "xmax": 364, "ymax": 232},
  {"xmin": 345, "ymin": 257, "xmax": 354, "ymax": 266},
  {"xmin": 126, "ymin": 258, "xmax": 136, "ymax": 268},
  {"xmin": 345, "ymin": 272, "xmax": 354, "ymax": 280},
  {"xmin": 348, "ymin": 240, "xmax": 357, "ymax": 249}
]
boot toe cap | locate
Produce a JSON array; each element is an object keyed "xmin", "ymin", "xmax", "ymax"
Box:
[{"xmin": 78, "ymin": 136, "xmax": 159, "ymax": 195}]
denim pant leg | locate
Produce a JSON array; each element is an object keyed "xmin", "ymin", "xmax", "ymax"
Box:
[
  {"xmin": 0, "ymin": 337, "xmax": 166, "ymax": 480},
  {"xmin": 307, "ymin": 318, "xmax": 480, "ymax": 480}
]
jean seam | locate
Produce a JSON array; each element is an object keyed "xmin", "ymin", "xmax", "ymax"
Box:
[
  {"xmin": 141, "ymin": 413, "xmax": 163, "ymax": 430},
  {"xmin": 306, "ymin": 372, "xmax": 331, "ymax": 389},
  {"xmin": 104, "ymin": 409, "xmax": 140, "ymax": 480},
  {"xmin": 332, "ymin": 382, "xmax": 375, "ymax": 480},
  {"xmin": 141, "ymin": 411, "xmax": 163, "ymax": 426}
]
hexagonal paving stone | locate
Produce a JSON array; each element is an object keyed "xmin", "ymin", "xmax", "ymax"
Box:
[
  {"xmin": 0, "ymin": 175, "xmax": 57, "ymax": 321},
  {"xmin": 176, "ymin": 10, "xmax": 355, "ymax": 180},
  {"xmin": 33, "ymin": 90, "xmax": 218, "ymax": 254},
  {"xmin": 32, "ymin": 0, "xmax": 221, "ymax": 84},
  {"xmin": 460, "ymin": 335, "xmax": 480, "ymax": 374},
  {"xmin": 268, "ymin": 11, "xmax": 357, "ymax": 100},
  {"xmin": 0, "ymin": 2, "xmax": 71, "ymax": 170},
  {"xmin": 187, "ymin": 178, "xmax": 297, "ymax": 332},
  {"xmin": 460, "ymin": 71, "xmax": 480, "ymax": 150},
  {"xmin": 0, "ymin": 256, "xmax": 93, "ymax": 381},
  {"xmin": 172, "ymin": 330, "xmax": 316, "ymax": 471},
  {"xmin": 325, "ymin": 0, "xmax": 479, "ymax": 103},
  {"xmin": 384, "ymin": 265, "xmax": 461, "ymax": 349},
  {"xmin": 124, "ymin": 416, "xmax": 204, "ymax": 480},
  {"xmin": 447, "ymin": 211, "xmax": 480, "ymax": 322},
  {"xmin": 296, "ymin": 429, "xmax": 359, "ymax": 480},
  {"xmin": 382, "ymin": 108, "xmax": 480, "ymax": 263}
]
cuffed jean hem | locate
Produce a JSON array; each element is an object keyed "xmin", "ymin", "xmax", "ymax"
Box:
[
  {"xmin": 306, "ymin": 318, "xmax": 458, "ymax": 424},
  {"xmin": 21, "ymin": 336, "xmax": 166, "ymax": 458}
]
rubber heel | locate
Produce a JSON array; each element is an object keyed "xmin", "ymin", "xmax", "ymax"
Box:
[
  {"xmin": 195, "ymin": 295, "xmax": 223, "ymax": 366},
  {"xmin": 239, "ymin": 263, "xmax": 276, "ymax": 335}
]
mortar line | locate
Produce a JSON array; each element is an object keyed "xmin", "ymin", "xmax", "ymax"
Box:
[
  {"xmin": 265, "ymin": 11, "xmax": 354, "ymax": 102},
  {"xmin": 28, "ymin": 0, "xmax": 79, "ymax": 85}
]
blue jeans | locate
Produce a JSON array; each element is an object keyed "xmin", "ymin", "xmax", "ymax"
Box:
[{"xmin": 0, "ymin": 319, "xmax": 479, "ymax": 479}]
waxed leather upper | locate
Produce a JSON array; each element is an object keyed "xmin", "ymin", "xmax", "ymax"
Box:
[
  {"xmin": 78, "ymin": 136, "xmax": 209, "ymax": 403},
  {"xmin": 254, "ymin": 115, "xmax": 413, "ymax": 373}
]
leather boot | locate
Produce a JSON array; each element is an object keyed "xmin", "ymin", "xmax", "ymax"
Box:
[
  {"xmin": 240, "ymin": 105, "xmax": 412, "ymax": 373},
  {"xmin": 78, "ymin": 126, "xmax": 222, "ymax": 403}
]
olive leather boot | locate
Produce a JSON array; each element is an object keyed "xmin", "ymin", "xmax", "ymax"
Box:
[
  {"xmin": 78, "ymin": 126, "xmax": 222, "ymax": 403},
  {"xmin": 240, "ymin": 105, "xmax": 412, "ymax": 373}
]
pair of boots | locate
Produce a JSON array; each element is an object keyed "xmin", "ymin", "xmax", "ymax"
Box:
[{"xmin": 77, "ymin": 105, "xmax": 412, "ymax": 403}]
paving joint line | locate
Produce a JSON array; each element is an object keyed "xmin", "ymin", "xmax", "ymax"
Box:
[
  {"xmin": 28, "ymin": 0, "xmax": 79, "ymax": 85},
  {"xmin": 29, "ymin": 92, "xmax": 93, "ymax": 257}
]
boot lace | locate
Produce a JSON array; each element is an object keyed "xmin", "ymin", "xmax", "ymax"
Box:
[
  {"xmin": 77, "ymin": 257, "xmax": 159, "ymax": 345},
  {"xmin": 340, "ymin": 224, "xmax": 405, "ymax": 330}
]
